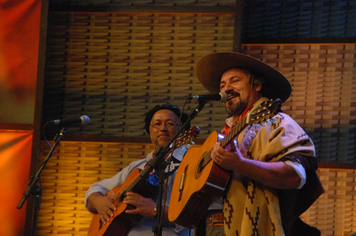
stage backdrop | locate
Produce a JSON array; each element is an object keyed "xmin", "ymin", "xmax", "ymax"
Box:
[
  {"xmin": 0, "ymin": 131, "xmax": 33, "ymax": 236},
  {"xmin": 0, "ymin": 0, "xmax": 41, "ymax": 235}
]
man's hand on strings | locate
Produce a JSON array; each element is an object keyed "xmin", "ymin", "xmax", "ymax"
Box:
[
  {"xmin": 90, "ymin": 193, "xmax": 117, "ymax": 225},
  {"xmin": 211, "ymin": 141, "xmax": 243, "ymax": 171}
]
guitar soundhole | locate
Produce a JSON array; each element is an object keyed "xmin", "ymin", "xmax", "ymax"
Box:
[
  {"xmin": 119, "ymin": 191, "xmax": 126, "ymax": 202},
  {"xmin": 197, "ymin": 159, "xmax": 204, "ymax": 175}
]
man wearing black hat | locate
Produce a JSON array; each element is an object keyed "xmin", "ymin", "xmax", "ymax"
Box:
[
  {"xmin": 195, "ymin": 52, "xmax": 324, "ymax": 236},
  {"xmin": 85, "ymin": 104, "xmax": 192, "ymax": 236}
]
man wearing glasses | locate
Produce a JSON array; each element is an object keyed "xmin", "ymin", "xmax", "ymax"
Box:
[{"xmin": 85, "ymin": 104, "xmax": 192, "ymax": 236}]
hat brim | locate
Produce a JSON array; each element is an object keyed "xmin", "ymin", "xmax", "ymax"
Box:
[{"xmin": 195, "ymin": 52, "xmax": 291, "ymax": 102}]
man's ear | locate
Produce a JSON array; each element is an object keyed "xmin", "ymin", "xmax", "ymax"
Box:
[
  {"xmin": 255, "ymin": 83, "xmax": 262, "ymax": 92},
  {"xmin": 253, "ymin": 80, "xmax": 262, "ymax": 92}
]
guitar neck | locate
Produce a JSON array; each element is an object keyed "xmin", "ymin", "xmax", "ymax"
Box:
[
  {"xmin": 220, "ymin": 115, "xmax": 249, "ymax": 148},
  {"xmin": 113, "ymin": 165, "xmax": 152, "ymax": 202},
  {"xmin": 218, "ymin": 98, "xmax": 281, "ymax": 149},
  {"xmin": 112, "ymin": 126, "xmax": 200, "ymax": 202}
]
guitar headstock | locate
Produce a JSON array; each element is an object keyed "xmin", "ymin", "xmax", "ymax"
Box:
[
  {"xmin": 247, "ymin": 98, "xmax": 282, "ymax": 124},
  {"xmin": 174, "ymin": 126, "xmax": 200, "ymax": 148}
]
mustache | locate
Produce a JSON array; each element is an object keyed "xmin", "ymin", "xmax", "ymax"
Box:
[{"xmin": 227, "ymin": 91, "xmax": 240, "ymax": 101}]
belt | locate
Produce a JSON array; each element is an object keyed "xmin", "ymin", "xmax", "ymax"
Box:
[{"xmin": 205, "ymin": 210, "xmax": 224, "ymax": 227}]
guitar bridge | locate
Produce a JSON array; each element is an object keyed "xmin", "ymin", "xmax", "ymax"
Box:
[
  {"xmin": 179, "ymin": 173, "xmax": 185, "ymax": 192},
  {"xmin": 178, "ymin": 165, "xmax": 188, "ymax": 201}
]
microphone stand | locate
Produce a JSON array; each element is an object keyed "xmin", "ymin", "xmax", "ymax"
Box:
[
  {"xmin": 150, "ymin": 100, "xmax": 207, "ymax": 236},
  {"xmin": 17, "ymin": 126, "xmax": 67, "ymax": 236}
]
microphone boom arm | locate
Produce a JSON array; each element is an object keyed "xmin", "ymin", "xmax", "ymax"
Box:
[
  {"xmin": 17, "ymin": 126, "xmax": 67, "ymax": 236},
  {"xmin": 148, "ymin": 100, "xmax": 206, "ymax": 236}
]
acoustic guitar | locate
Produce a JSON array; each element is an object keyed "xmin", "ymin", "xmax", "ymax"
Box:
[
  {"xmin": 88, "ymin": 126, "xmax": 200, "ymax": 236},
  {"xmin": 168, "ymin": 99, "xmax": 281, "ymax": 228}
]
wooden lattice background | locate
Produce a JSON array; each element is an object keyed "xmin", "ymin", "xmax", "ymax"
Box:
[
  {"xmin": 35, "ymin": 0, "xmax": 356, "ymax": 235},
  {"xmin": 43, "ymin": 12, "xmax": 236, "ymax": 138},
  {"xmin": 43, "ymin": 12, "xmax": 356, "ymax": 163}
]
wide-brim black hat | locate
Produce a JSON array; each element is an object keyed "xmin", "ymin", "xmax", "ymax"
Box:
[{"xmin": 195, "ymin": 52, "xmax": 292, "ymax": 102}]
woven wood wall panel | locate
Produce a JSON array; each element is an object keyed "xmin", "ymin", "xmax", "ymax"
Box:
[
  {"xmin": 301, "ymin": 168, "xmax": 356, "ymax": 235},
  {"xmin": 36, "ymin": 141, "xmax": 154, "ymax": 235},
  {"xmin": 242, "ymin": 44, "xmax": 356, "ymax": 163},
  {"xmin": 44, "ymin": 12, "xmax": 234, "ymax": 138},
  {"xmin": 48, "ymin": 0, "xmax": 356, "ymax": 40},
  {"xmin": 35, "ymin": 140, "xmax": 356, "ymax": 236},
  {"xmin": 43, "ymin": 11, "xmax": 355, "ymax": 163},
  {"xmin": 242, "ymin": 0, "xmax": 356, "ymax": 40}
]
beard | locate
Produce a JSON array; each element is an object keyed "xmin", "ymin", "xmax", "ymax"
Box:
[{"xmin": 225, "ymin": 99, "xmax": 248, "ymax": 117}]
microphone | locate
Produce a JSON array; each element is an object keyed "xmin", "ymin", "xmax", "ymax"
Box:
[
  {"xmin": 190, "ymin": 92, "xmax": 229, "ymax": 102},
  {"xmin": 48, "ymin": 115, "xmax": 90, "ymax": 126}
]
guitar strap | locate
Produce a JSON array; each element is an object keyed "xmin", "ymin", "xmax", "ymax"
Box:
[
  {"xmin": 164, "ymin": 155, "xmax": 182, "ymax": 177},
  {"xmin": 147, "ymin": 151, "xmax": 184, "ymax": 187}
]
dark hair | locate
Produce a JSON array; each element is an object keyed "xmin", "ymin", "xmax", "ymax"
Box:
[
  {"xmin": 144, "ymin": 104, "xmax": 190, "ymax": 134},
  {"xmin": 233, "ymin": 67, "xmax": 273, "ymax": 99}
]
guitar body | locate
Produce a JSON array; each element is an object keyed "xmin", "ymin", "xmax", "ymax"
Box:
[
  {"xmin": 88, "ymin": 168, "xmax": 156, "ymax": 236},
  {"xmin": 168, "ymin": 131, "xmax": 231, "ymax": 228}
]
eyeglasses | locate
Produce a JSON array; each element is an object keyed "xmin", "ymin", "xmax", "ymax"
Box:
[{"xmin": 150, "ymin": 121, "xmax": 178, "ymax": 130}]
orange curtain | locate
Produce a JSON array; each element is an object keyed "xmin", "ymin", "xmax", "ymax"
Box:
[
  {"xmin": 0, "ymin": 0, "xmax": 41, "ymax": 234},
  {"xmin": 0, "ymin": 0, "xmax": 41, "ymax": 124},
  {"xmin": 0, "ymin": 130, "xmax": 33, "ymax": 236}
]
